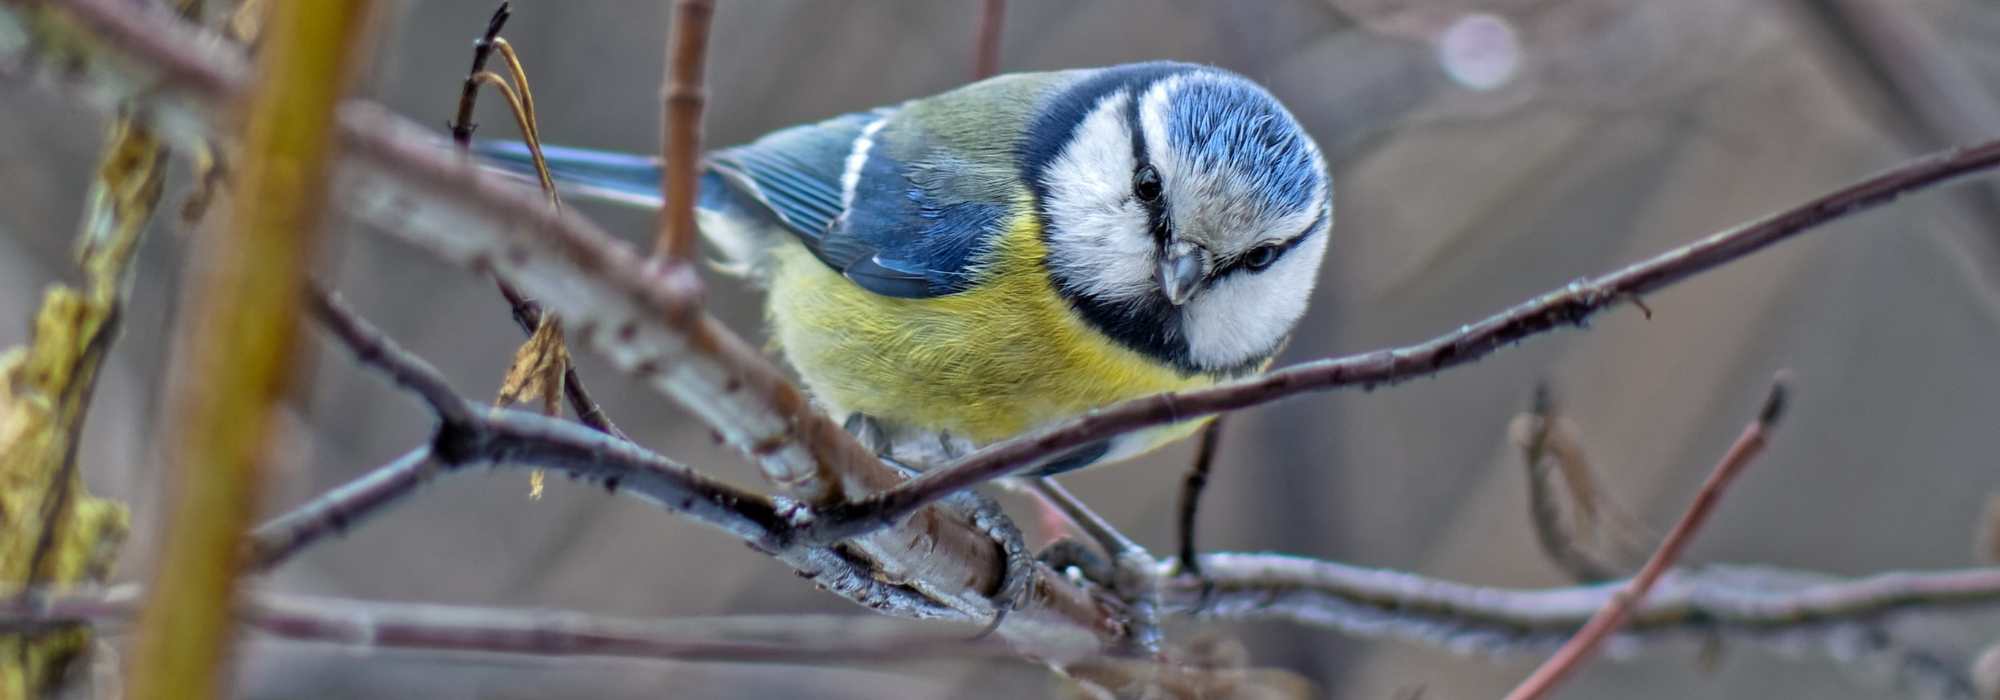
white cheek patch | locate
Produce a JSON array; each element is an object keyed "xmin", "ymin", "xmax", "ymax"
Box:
[
  {"xmin": 1136, "ymin": 72, "xmax": 1332, "ymax": 370},
  {"xmin": 1040, "ymin": 93, "xmax": 1156, "ymax": 303},
  {"xmin": 1182, "ymin": 228, "xmax": 1328, "ymax": 369}
]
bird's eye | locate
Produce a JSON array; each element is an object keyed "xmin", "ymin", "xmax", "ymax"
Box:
[
  {"xmin": 1132, "ymin": 165, "xmax": 1163, "ymax": 203},
  {"xmin": 1244, "ymin": 244, "xmax": 1281, "ymax": 271}
]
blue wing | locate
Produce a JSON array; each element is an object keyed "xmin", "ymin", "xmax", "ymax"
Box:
[{"xmin": 474, "ymin": 107, "xmax": 1007, "ymax": 298}]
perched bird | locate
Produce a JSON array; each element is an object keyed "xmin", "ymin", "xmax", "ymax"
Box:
[{"xmin": 480, "ymin": 61, "xmax": 1331, "ymax": 475}]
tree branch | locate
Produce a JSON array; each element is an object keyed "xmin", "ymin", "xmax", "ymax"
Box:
[
  {"xmin": 1505, "ymin": 377, "xmax": 1787, "ymax": 700},
  {"xmin": 15, "ymin": 553, "xmax": 2000, "ymax": 678},
  {"xmin": 245, "ymin": 447, "xmax": 438, "ymax": 571},
  {"xmin": 446, "ymin": 3, "xmax": 629, "ymax": 443},
  {"xmin": 7, "ymin": 588, "xmax": 1010, "ymax": 665},
  {"xmin": 1170, "ymin": 554, "xmax": 2000, "ymax": 656},
  {"xmin": 305, "ymin": 288, "xmax": 475, "ymax": 429},
  {"xmin": 1175, "ymin": 418, "xmax": 1224, "ymax": 577},
  {"xmin": 264, "ymin": 279, "xmax": 958, "ymax": 618},
  {"xmin": 656, "ymin": 0, "xmax": 712, "ymax": 266}
]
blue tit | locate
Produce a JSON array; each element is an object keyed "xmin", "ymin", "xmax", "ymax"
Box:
[{"xmin": 479, "ymin": 61, "xmax": 1332, "ymax": 474}]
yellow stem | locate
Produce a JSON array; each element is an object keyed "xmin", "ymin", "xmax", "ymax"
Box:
[{"xmin": 125, "ymin": 2, "xmax": 374, "ymax": 697}]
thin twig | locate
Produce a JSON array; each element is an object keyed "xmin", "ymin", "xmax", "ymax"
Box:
[
  {"xmin": 244, "ymin": 448, "xmax": 438, "ymax": 571},
  {"xmin": 445, "ymin": 2, "xmax": 627, "ymax": 442},
  {"xmin": 447, "ymin": 2, "xmax": 509, "ymax": 145},
  {"xmin": 1024, "ymin": 478, "xmax": 1163, "ymax": 654},
  {"xmin": 269, "ymin": 287, "xmax": 953, "ymax": 615},
  {"xmin": 496, "ymin": 285, "xmax": 629, "ymax": 441},
  {"xmin": 1026, "ymin": 479, "xmax": 1142, "ymax": 560},
  {"xmin": 1503, "ymin": 377, "xmax": 1789, "ymax": 700},
  {"xmin": 972, "ymin": 0, "xmax": 1005, "ymax": 80},
  {"xmin": 656, "ymin": 0, "xmax": 713, "ymax": 264},
  {"xmin": 306, "ymin": 287, "xmax": 475, "ymax": 429},
  {"xmin": 7, "ymin": 588, "xmax": 1009, "ymax": 665},
  {"xmin": 128, "ymin": 2, "xmax": 373, "ymax": 696},
  {"xmin": 1175, "ymin": 418, "xmax": 1224, "ymax": 576},
  {"xmin": 802, "ymin": 140, "xmax": 2000, "ymax": 546},
  {"xmin": 1788, "ymin": 0, "xmax": 2000, "ymax": 330}
]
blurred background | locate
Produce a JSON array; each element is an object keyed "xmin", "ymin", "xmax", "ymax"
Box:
[{"xmin": 5, "ymin": 0, "xmax": 2000, "ymax": 697}]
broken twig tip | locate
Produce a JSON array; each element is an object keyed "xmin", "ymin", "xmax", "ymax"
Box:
[{"xmin": 1759, "ymin": 371, "xmax": 1792, "ymax": 427}]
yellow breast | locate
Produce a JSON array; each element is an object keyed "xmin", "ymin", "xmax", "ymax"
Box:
[{"xmin": 765, "ymin": 211, "xmax": 1215, "ymax": 447}]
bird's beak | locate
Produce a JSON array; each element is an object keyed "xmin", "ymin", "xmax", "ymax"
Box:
[{"xmin": 1157, "ymin": 240, "xmax": 1208, "ymax": 307}]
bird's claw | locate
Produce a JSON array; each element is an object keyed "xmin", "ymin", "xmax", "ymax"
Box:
[{"xmin": 948, "ymin": 487, "xmax": 1034, "ymax": 637}]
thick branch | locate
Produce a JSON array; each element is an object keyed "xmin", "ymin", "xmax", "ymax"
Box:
[{"xmin": 802, "ymin": 138, "xmax": 2000, "ymax": 545}]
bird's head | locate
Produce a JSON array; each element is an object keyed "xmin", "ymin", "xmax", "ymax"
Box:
[{"xmin": 1025, "ymin": 63, "xmax": 1331, "ymax": 375}]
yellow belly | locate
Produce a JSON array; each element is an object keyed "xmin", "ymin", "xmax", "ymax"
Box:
[{"xmin": 765, "ymin": 216, "xmax": 1215, "ymax": 449}]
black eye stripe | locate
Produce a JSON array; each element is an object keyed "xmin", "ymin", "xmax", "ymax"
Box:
[{"xmin": 1123, "ymin": 89, "xmax": 1174, "ymax": 246}]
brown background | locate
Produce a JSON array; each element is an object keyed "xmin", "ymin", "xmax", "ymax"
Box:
[{"xmin": 5, "ymin": 1, "xmax": 2000, "ymax": 697}]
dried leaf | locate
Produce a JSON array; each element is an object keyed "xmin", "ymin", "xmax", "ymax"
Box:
[{"xmin": 495, "ymin": 317, "xmax": 569, "ymax": 499}]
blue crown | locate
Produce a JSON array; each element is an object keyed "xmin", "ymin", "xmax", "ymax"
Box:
[{"xmin": 1163, "ymin": 76, "xmax": 1321, "ymax": 219}]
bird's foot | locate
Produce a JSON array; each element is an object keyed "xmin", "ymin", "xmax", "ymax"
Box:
[
  {"xmin": 947, "ymin": 486, "xmax": 1034, "ymax": 638},
  {"xmin": 847, "ymin": 413, "xmax": 1033, "ymax": 637}
]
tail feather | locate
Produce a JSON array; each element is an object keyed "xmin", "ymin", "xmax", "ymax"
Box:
[
  {"xmin": 473, "ymin": 141, "xmax": 783, "ymax": 278},
  {"xmin": 473, "ymin": 141, "xmax": 665, "ymax": 209}
]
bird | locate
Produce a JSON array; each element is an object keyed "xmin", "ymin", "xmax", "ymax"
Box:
[{"xmin": 479, "ymin": 61, "xmax": 1332, "ymax": 477}]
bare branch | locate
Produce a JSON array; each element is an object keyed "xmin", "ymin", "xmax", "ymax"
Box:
[
  {"xmin": 447, "ymin": 2, "xmax": 511, "ymax": 145},
  {"xmin": 8, "ymin": 588, "xmax": 1011, "ymax": 665},
  {"xmin": 657, "ymin": 0, "xmax": 713, "ymax": 266},
  {"xmin": 445, "ymin": 4, "xmax": 629, "ymax": 443},
  {"xmin": 245, "ymin": 448, "xmax": 438, "ymax": 571},
  {"xmin": 1171, "ymin": 553, "xmax": 2000, "ymax": 655},
  {"xmin": 1505, "ymin": 377, "xmax": 1788, "ymax": 700},
  {"xmin": 803, "ymin": 138, "xmax": 2000, "ymax": 545},
  {"xmin": 1175, "ymin": 418, "xmax": 1224, "ymax": 577},
  {"xmin": 268, "ymin": 279, "xmax": 957, "ymax": 618},
  {"xmin": 305, "ymin": 288, "xmax": 475, "ymax": 429}
]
